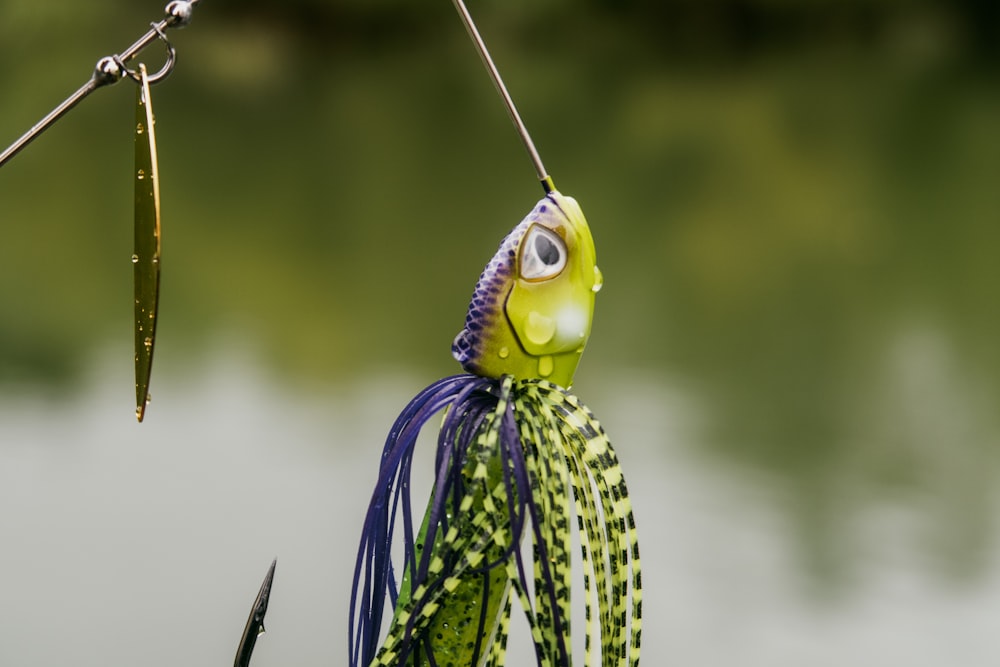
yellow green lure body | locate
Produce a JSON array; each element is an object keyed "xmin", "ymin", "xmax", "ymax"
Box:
[{"xmin": 452, "ymin": 191, "xmax": 602, "ymax": 388}]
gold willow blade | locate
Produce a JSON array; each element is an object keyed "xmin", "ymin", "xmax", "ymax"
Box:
[{"xmin": 134, "ymin": 63, "xmax": 161, "ymax": 422}]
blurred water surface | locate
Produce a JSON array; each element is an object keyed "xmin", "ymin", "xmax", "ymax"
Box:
[
  {"xmin": 1, "ymin": 347, "xmax": 999, "ymax": 666},
  {"xmin": 1, "ymin": 1, "xmax": 998, "ymax": 664}
]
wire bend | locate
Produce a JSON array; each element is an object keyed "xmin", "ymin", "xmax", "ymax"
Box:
[
  {"xmin": 116, "ymin": 23, "xmax": 177, "ymax": 86},
  {"xmin": 143, "ymin": 22, "xmax": 178, "ymax": 84}
]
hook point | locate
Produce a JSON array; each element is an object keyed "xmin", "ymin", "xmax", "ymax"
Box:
[{"xmin": 234, "ymin": 559, "xmax": 277, "ymax": 667}]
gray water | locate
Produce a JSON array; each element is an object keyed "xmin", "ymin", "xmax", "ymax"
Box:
[{"xmin": 2, "ymin": 342, "xmax": 997, "ymax": 667}]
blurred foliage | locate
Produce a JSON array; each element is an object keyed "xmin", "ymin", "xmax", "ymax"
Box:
[{"xmin": 0, "ymin": 0, "xmax": 998, "ymax": 583}]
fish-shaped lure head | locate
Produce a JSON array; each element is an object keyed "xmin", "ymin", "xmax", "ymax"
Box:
[{"xmin": 452, "ymin": 190, "xmax": 603, "ymax": 388}]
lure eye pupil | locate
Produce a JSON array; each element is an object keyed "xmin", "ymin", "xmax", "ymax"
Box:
[
  {"xmin": 519, "ymin": 225, "xmax": 567, "ymax": 281},
  {"xmin": 535, "ymin": 235, "xmax": 561, "ymax": 266}
]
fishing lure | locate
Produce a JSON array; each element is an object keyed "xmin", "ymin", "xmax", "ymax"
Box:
[{"xmin": 350, "ymin": 2, "xmax": 642, "ymax": 666}]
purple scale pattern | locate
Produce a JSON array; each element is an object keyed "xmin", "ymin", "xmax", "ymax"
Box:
[{"xmin": 451, "ymin": 217, "xmax": 532, "ymax": 371}]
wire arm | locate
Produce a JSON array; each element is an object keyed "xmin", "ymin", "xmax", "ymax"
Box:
[
  {"xmin": 450, "ymin": 0, "xmax": 555, "ymax": 194},
  {"xmin": 0, "ymin": 0, "xmax": 201, "ymax": 169}
]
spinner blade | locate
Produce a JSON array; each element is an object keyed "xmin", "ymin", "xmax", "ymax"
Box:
[{"xmin": 134, "ymin": 63, "xmax": 161, "ymax": 422}]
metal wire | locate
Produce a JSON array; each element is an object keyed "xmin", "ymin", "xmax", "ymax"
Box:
[
  {"xmin": 0, "ymin": 0, "xmax": 200, "ymax": 168},
  {"xmin": 450, "ymin": 0, "xmax": 554, "ymax": 194}
]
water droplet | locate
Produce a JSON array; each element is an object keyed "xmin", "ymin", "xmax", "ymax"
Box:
[
  {"xmin": 524, "ymin": 311, "xmax": 556, "ymax": 345},
  {"xmin": 137, "ymin": 169, "xmax": 146, "ymax": 180},
  {"xmin": 135, "ymin": 406, "xmax": 143, "ymax": 419},
  {"xmin": 498, "ymin": 346, "xmax": 510, "ymax": 359},
  {"xmin": 538, "ymin": 355, "xmax": 554, "ymax": 377},
  {"xmin": 131, "ymin": 254, "xmax": 139, "ymax": 264},
  {"xmin": 143, "ymin": 336, "xmax": 153, "ymax": 350},
  {"xmin": 592, "ymin": 266, "xmax": 604, "ymax": 293},
  {"xmin": 257, "ymin": 624, "xmax": 266, "ymax": 637},
  {"xmin": 151, "ymin": 256, "xmax": 159, "ymax": 265},
  {"xmin": 136, "ymin": 122, "xmax": 144, "ymax": 135}
]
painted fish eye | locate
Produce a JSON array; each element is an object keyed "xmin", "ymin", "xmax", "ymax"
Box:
[{"xmin": 519, "ymin": 225, "xmax": 567, "ymax": 281}]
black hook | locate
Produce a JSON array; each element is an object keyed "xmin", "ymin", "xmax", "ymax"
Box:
[{"xmin": 234, "ymin": 559, "xmax": 277, "ymax": 667}]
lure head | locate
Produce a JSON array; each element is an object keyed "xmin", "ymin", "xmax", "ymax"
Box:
[{"xmin": 452, "ymin": 190, "xmax": 603, "ymax": 388}]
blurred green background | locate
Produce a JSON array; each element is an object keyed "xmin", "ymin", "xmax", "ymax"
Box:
[{"xmin": 1, "ymin": 0, "xmax": 998, "ymax": 665}]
